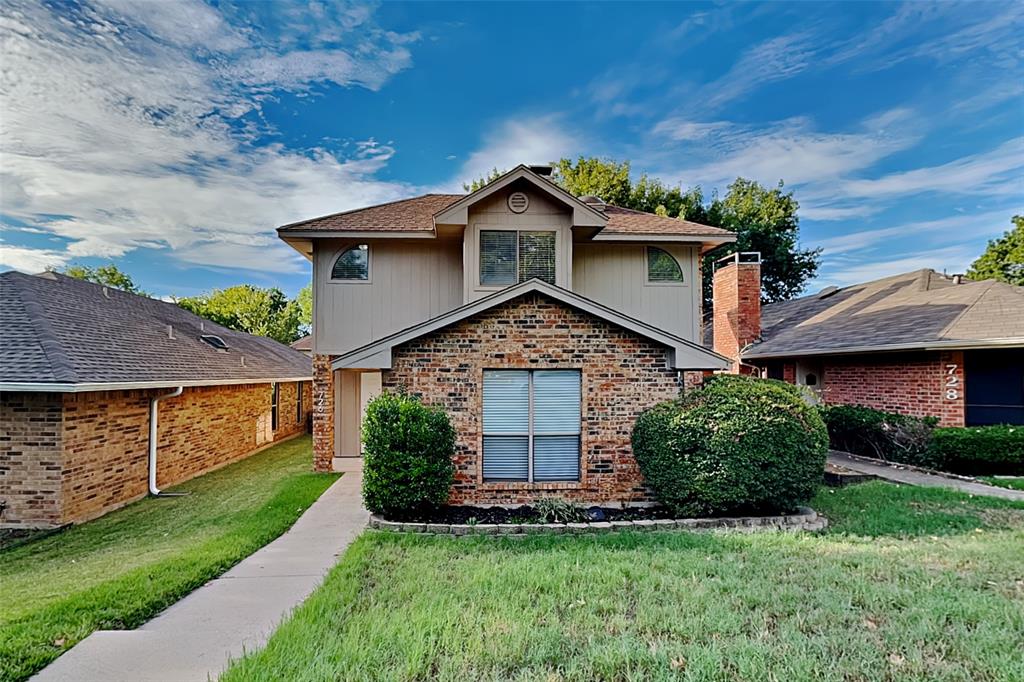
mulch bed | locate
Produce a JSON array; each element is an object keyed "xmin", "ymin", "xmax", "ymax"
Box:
[{"xmin": 389, "ymin": 504, "xmax": 716, "ymax": 524}]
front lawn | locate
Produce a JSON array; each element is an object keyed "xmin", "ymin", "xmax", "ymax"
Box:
[
  {"xmin": 223, "ymin": 481, "xmax": 1024, "ymax": 682},
  {"xmin": 980, "ymin": 476, "xmax": 1024, "ymax": 491},
  {"xmin": 0, "ymin": 435, "xmax": 338, "ymax": 682}
]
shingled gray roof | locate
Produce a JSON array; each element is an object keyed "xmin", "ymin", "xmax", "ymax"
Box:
[
  {"xmin": 0, "ymin": 271, "xmax": 311, "ymax": 390},
  {"xmin": 743, "ymin": 269, "xmax": 1024, "ymax": 358}
]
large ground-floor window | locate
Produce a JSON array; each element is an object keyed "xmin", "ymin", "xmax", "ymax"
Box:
[{"xmin": 482, "ymin": 369, "xmax": 581, "ymax": 482}]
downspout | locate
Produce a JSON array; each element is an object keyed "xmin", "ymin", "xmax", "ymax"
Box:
[{"xmin": 149, "ymin": 386, "xmax": 183, "ymax": 496}]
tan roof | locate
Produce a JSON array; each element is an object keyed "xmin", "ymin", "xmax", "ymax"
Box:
[
  {"xmin": 290, "ymin": 334, "xmax": 312, "ymax": 351},
  {"xmin": 744, "ymin": 269, "xmax": 1024, "ymax": 358},
  {"xmin": 278, "ymin": 193, "xmax": 732, "ymax": 239}
]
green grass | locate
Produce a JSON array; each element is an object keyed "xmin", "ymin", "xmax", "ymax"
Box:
[
  {"xmin": 0, "ymin": 436, "xmax": 338, "ymax": 682},
  {"xmin": 979, "ymin": 476, "xmax": 1024, "ymax": 491},
  {"xmin": 223, "ymin": 481, "xmax": 1024, "ymax": 682}
]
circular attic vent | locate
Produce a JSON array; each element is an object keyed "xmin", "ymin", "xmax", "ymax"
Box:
[{"xmin": 507, "ymin": 191, "xmax": 529, "ymax": 213}]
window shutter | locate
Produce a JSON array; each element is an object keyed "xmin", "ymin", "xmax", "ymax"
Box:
[
  {"xmin": 482, "ymin": 371, "xmax": 529, "ymax": 480},
  {"xmin": 518, "ymin": 231, "xmax": 556, "ymax": 284},
  {"xmin": 480, "ymin": 231, "xmax": 517, "ymax": 286},
  {"xmin": 532, "ymin": 370, "xmax": 581, "ymax": 481}
]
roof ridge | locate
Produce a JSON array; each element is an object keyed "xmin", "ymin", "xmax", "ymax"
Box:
[{"xmin": 11, "ymin": 273, "xmax": 79, "ymax": 383}]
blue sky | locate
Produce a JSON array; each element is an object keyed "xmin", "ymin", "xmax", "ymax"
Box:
[{"xmin": 1, "ymin": 1, "xmax": 1021, "ymax": 300}]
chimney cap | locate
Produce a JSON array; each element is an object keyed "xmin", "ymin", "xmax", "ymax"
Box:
[
  {"xmin": 579, "ymin": 194, "xmax": 606, "ymax": 208},
  {"xmin": 714, "ymin": 251, "xmax": 761, "ymax": 270},
  {"xmin": 527, "ymin": 164, "xmax": 554, "ymax": 177}
]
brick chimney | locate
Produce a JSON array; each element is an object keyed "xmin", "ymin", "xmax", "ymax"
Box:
[{"xmin": 712, "ymin": 252, "xmax": 761, "ymax": 374}]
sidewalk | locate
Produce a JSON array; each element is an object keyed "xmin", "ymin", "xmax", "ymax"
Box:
[
  {"xmin": 33, "ymin": 461, "xmax": 367, "ymax": 682},
  {"xmin": 828, "ymin": 451, "xmax": 1024, "ymax": 502}
]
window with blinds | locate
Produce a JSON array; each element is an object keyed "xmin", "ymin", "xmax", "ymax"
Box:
[
  {"xmin": 331, "ymin": 244, "xmax": 369, "ymax": 280},
  {"xmin": 482, "ymin": 369, "xmax": 581, "ymax": 482},
  {"xmin": 647, "ymin": 246, "xmax": 683, "ymax": 283},
  {"xmin": 479, "ymin": 230, "xmax": 556, "ymax": 286}
]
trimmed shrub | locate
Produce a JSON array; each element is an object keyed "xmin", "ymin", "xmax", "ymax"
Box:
[
  {"xmin": 819, "ymin": 404, "xmax": 937, "ymax": 466},
  {"xmin": 632, "ymin": 375, "xmax": 829, "ymax": 517},
  {"xmin": 361, "ymin": 392, "xmax": 455, "ymax": 518},
  {"xmin": 928, "ymin": 425, "xmax": 1024, "ymax": 475}
]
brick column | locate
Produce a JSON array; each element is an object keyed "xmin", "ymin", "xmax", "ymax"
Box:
[
  {"xmin": 312, "ymin": 354, "xmax": 335, "ymax": 472},
  {"xmin": 938, "ymin": 350, "xmax": 966, "ymax": 426},
  {"xmin": 712, "ymin": 255, "xmax": 761, "ymax": 374}
]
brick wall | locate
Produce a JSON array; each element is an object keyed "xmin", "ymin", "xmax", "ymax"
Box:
[
  {"xmin": 819, "ymin": 351, "xmax": 965, "ymax": 426},
  {"xmin": 382, "ymin": 292, "xmax": 682, "ymax": 505},
  {"xmin": 312, "ymin": 355, "xmax": 335, "ymax": 472},
  {"xmin": 1, "ymin": 380, "xmax": 311, "ymax": 528},
  {"xmin": 0, "ymin": 393, "xmax": 64, "ymax": 527}
]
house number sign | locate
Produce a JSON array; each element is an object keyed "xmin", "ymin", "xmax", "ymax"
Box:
[{"xmin": 944, "ymin": 364, "xmax": 959, "ymax": 400}]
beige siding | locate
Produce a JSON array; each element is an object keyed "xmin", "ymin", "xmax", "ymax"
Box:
[
  {"xmin": 314, "ymin": 239, "xmax": 463, "ymax": 354},
  {"xmin": 462, "ymin": 186, "xmax": 573, "ymax": 302},
  {"xmin": 572, "ymin": 242, "xmax": 701, "ymax": 342}
]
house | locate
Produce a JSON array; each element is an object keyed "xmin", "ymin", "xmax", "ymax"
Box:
[
  {"xmin": 278, "ymin": 164, "xmax": 734, "ymax": 505},
  {"xmin": 710, "ymin": 263, "xmax": 1024, "ymax": 426},
  {"xmin": 291, "ymin": 334, "xmax": 313, "ymax": 356},
  {"xmin": 0, "ymin": 271, "xmax": 313, "ymax": 528}
]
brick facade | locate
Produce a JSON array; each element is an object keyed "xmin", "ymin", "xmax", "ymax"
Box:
[
  {"xmin": 818, "ymin": 351, "xmax": 965, "ymax": 426},
  {"xmin": 312, "ymin": 355, "xmax": 336, "ymax": 472},
  {"xmin": 712, "ymin": 259, "xmax": 761, "ymax": 374},
  {"xmin": 1, "ymin": 380, "xmax": 311, "ymax": 528},
  {"xmin": 381, "ymin": 292, "xmax": 683, "ymax": 505}
]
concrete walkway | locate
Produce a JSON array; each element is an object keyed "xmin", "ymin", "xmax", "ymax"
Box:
[
  {"xmin": 828, "ymin": 451, "xmax": 1024, "ymax": 501},
  {"xmin": 34, "ymin": 461, "xmax": 367, "ymax": 682}
]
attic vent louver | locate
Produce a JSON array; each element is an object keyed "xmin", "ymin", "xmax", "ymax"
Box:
[
  {"xmin": 200, "ymin": 334, "xmax": 229, "ymax": 351},
  {"xmin": 817, "ymin": 286, "xmax": 840, "ymax": 299},
  {"xmin": 507, "ymin": 191, "xmax": 529, "ymax": 214}
]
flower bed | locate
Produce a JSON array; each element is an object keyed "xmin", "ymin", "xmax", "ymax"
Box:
[{"xmin": 369, "ymin": 506, "xmax": 826, "ymax": 535}]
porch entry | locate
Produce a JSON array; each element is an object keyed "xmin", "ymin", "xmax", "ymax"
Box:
[{"xmin": 335, "ymin": 369, "xmax": 382, "ymax": 457}]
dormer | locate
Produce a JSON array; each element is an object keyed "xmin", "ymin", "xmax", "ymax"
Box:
[{"xmin": 433, "ymin": 165, "xmax": 607, "ymax": 302}]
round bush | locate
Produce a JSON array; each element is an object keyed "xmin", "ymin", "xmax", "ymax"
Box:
[
  {"xmin": 632, "ymin": 375, "xmax": 828, "ymax": 517},
  {"xmin": 361, "ymin": 391, "xmax": 456, "ymax": 518}
]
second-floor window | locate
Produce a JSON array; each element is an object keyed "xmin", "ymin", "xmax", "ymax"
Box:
[
  {"xmin": 332, "ymin": 244, "xmax": 369, "ymax": 280},
  {"xmin": 647, "ymin": 246, "xmax": 684, "ymax": 283},
  {"xmin": 480, "ymin": 230, "xmax": 556, "ymax": 286}
]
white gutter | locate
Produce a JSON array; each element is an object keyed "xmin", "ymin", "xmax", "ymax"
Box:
[
  {"xmin": 0, "ymin": 376, "xmax": 312, "ymax": 393},
  {"xmin": 149, "ymin": 386, "xmax": 183, "ymax": 496}
]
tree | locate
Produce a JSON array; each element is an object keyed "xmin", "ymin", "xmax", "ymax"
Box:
[
  {"xmin": 967, "ymin": 216, "xmax": 1024, "ymax": 286},
  {"xmin": 296, "ymin": 283, "xmax": 313, "ymax": 330},
  {"xmin": 553, "ymin": 157, "xmax": 632, "ymax": 206},
  {"xmin": 702, "ymin": 178, "xmax": 820, "ymax": 309},
  {"xmin": 61, "ymin": 263, "xmax": 148, "ymax": 296},
  {"xmin": 176, "ymin": 285, "xmax": 303, "ymax": 345},
  {"xmin": 462, "ymin": 167, "xmax": 506, "ymax": 192}
]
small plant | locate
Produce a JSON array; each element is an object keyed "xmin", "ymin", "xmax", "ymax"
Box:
[
  {"xmin": 534, "ymin": 498, "xmax": 590, "ymax": 524},
  {"xmin": 361, "ymin": 391, "xmax": 456, "ymax": 519},
  {"xmin": 819, "ymin": 404, "xmax": 936, "ymax": 463}
]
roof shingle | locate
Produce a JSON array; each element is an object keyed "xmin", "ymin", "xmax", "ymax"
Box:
[{"xmin": 0, "ymin": 272, "xmax": 312, "ymax": 387}]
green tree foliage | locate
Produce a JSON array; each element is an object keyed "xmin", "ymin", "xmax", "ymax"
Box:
[
  {"xmin": 967, "ymin": 215, "xmax": 1024, "ymax": 286},
  {"xmin": 296, "ymin": 283, "xmax": 313, "ymax": 330},
  {"xmin": 176, "ymin": 285, "xmax": 303, "ymax": 345},
  {"xmin": 61, "ymin": 263, "xmax": 148, "ymax": 296},
  {"xmin": 462, "ymin": 167, "xmax": 506, "ymax": 192},
  {"xmin": 553, "ymin": 157, "xmax": 633, "ymax": 206}
]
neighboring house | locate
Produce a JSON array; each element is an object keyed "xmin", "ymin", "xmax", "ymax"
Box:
[
  {"xmin": 291, "ymin": 334, "xmax": 313, "ymax": 356},
  {"xmin": 709, "ymin": 263, "xmax": 1024, "ymax": 426},
  {"xmin": 278, "ymin": 164, "xmax": 734, "ymax": 504},
  {"xmin": 0, "ymin": 271, "xmax": 313, "ymax": 528}
]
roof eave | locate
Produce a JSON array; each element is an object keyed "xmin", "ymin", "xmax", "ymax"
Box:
[
  {"xmin": 742, "ymin": 337, "xmax": 1024, "ymax": 360},
  {"xmin": 0, "ymin": 376, "xmax": 314, "ymax": 393}
]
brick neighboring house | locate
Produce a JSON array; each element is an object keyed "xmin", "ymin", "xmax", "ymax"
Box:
[
  {"xmin": 279, "ymin": 164, "xmax": 733, "ymax": 505},
  {"xmin": 0, "ymin": 271, "xmax": 313, "ymax": 528},
  {"xmin": 709, "ymin": 262, "xmax": 1024, "ymax": 427}
]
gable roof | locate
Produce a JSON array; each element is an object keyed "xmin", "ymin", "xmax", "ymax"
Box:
[
  {"xmin": 743, "ymin": 269, "xmax": 1024, "ymax": 359},
  {"xmin": 333, "ymin": 278, "xmax": 729, "ymax": 371},
  {"xmin": 277, "ymin": 168, "xmax": 733, "ymax": 242},
  {"xmin": 0, "ymin": 271, "xmax": 312, "ymax": 391}
]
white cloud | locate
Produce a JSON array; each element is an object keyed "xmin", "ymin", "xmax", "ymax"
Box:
[
  {"xmin": 822, "ymin": 244, "xmax": 982, "ymax": 287},
  {"xmin": 448, "ymin": 116, "xmax": 578, "ymax": 192},
  {"xmin": 815, "ymin": 208, "xmax": 1018, "ymax": 255},
  {"xmin": 0, "ymin": 244, "xmax": 70, "ymax": 272},
  {"xmin": 0, "ymin": 0, "xmax": 419, "ymax": 273}
]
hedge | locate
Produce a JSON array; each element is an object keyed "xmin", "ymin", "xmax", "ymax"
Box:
[
  {"xmin": 928, "ymin": 425, "xmax": 1023, "ymax": 475},
  {"xmin": 361, "ymin": 392, "xmax": 455, "ymax": 518},
  {"xmin": 632, "ymin": 375, "xmax": 829, "ymax": 517}
]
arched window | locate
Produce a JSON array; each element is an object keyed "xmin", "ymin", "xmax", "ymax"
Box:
[
  {"xmin": 646, "ymin": 247, "xmax": 683, "ymax": 283},
  {"xmin": 331, "ymin": 244, "xmax": 369, "ymax": 280}
]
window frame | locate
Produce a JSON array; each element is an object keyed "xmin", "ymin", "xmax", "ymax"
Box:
[
  {"xmin": 271, "ymin": 382, "xmax": 280, "ymax": 431},
  {"xmin": 329, "ymin": 244, "xmax": 371, "ymax": 283},
  {"xmin": 478, "ymin": 228, "xmax": 557, "ymax": 288},
  {"xmin": 481, "ymin": 369, "xmax": 581, "ymax": 483},
  {"xmin": 645, "ymin": 246, "xmax": 686, "ymax": 286},
  {"xmin": 296, "ymin": 381, "xmax": 303, "ymax": 423}
]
